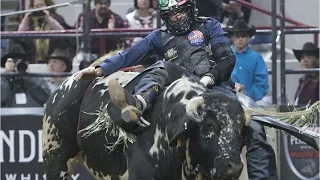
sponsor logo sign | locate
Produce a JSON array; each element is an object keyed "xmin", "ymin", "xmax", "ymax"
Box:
[{"xmin": 0, "ymin": 108, "xmax": 94, "ymax": 180}]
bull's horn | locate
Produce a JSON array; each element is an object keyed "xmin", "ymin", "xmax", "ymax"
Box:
[
  {"xmin": 186, "ymin": 96, "xmax": 205, "ymax": 122},
  {"xmin": 243, "ymin": 107, "xmax": 251, "ymax": 126}
]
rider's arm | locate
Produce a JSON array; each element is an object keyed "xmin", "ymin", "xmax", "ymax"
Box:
[
  {"xmin": 204, "ymin": 19, "xmax": 236, "ymax": 84},
  {"xmin": 18, "ymin": 14, "xmax": 30, "ymax": 31},
  {"xmin": 99, "ymin": 29, "xmax": 162, "ymax": 76}
]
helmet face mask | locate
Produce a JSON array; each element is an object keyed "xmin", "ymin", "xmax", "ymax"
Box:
[{"xmin": 158, "ymin": 0, "xmax": 196, "ymax": 35}]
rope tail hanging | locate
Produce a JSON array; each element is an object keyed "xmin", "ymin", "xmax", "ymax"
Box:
[
  {"xmin": 241, "ymin": 100, "xmax": 320, "ymax": 150},
  {"xmin": 245, "ymin": 101, "xmax": 320, "ymax": 128},
  {"xmin": 78, "ymin": 102, "xmax": 136, "ymax": 153}
]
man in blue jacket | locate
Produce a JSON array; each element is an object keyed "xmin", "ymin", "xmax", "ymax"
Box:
[
  {"xmin": 228, "ymin": 19, "xmax": 277, "ymax": 180},
  {"xmin": 229, "ymin": 20, "xmax": 269, "ymax": 101}
]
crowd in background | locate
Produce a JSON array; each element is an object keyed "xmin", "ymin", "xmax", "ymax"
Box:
[{"xmin": 0, "ymin": 0, "xmax": 318, "ymax": 108}]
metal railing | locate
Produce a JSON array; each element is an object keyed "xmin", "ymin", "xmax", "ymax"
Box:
[
  {"xmin": 0, "ymin": 28, "xmax": 153, "ymax": 39},
  {"xmin": 284, "ymin": 69, "xmax": 320, "ymax": 74},
  {"xmin": 0, "ymin": 65, "xmax": 143, "ymax": 78},
  {"xmin": 0, "ymin": 72, "xmax": 73, "ymax": 78},
  {"xmin": 234, "ymin": 0, "xmax": 319, "ymax": 104},
  {"xmin": 233, "ymin": 0, "xmax": 316, "ymax": 27},
  {"xmin": 1, "ymin": 28, "xmax": 319, "ymax": 39}
]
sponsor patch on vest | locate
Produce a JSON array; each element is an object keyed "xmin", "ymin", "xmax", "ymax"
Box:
[
  {"xmin": 187, "ymin": 30, "xmax": 204, "ymax": 46},
  {"xmin": 164, "ymin": 48, "xmax": 178, "ymax": 61}
]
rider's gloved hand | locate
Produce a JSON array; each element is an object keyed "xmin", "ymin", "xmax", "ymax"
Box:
[
  {"xmin": 74, "ymin": 66, "xmax": 103, "ymax": 81},
  {"xmin": 200, "ymin": 74, "xmax": 215, "ymax": 88}
]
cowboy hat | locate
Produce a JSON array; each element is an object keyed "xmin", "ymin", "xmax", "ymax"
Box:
[
  {"xmin": 292, "ymin": 42, "xmax": 319, "ymax": 61},
  {"xmin": 1, "ymin": 43, "xmax": 27, "ymax": 68},
  {"xmin": 46, "ymin": 48, "xmax": 73, "ymax": 72},
  {"xmin": 227, "ymin": 19, "xmax": 256, "ymax": 37}
]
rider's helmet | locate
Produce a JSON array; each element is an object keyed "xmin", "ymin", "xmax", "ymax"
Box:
[{"xmin": 157, "ymin": 0, "xmax": 197, "ymax": 35}]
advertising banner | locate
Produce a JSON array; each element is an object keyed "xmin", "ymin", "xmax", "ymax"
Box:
[
  {"xmin": 0, "ymin": 108, "xmax": 94, "ymax": 180},
  {"xmin": 280, "ymin": 133, "xmax": 319, "ymax": 180},
  {"xmin": 279, "ymin": 106, "xmax": 319, "ymax": 180}
]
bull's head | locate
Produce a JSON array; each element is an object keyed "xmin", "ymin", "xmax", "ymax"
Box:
[{"xmin": 168, "ymin": 91, "xmax": 244, "ymax": 179}]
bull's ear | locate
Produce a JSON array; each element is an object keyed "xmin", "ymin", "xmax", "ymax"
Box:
[{"xmin": 169, "ymin": 121, "xmax": 194, "ymax": 147}]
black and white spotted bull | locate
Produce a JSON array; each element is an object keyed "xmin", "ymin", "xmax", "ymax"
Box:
[{"xmin": 43, "ymin": 66, "xmax": 245, "ymax": 180}]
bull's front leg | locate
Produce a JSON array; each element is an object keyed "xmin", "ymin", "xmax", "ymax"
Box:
[{"xmin": 43, "ymin": 114, "xmax": 81, "ymax": 180}]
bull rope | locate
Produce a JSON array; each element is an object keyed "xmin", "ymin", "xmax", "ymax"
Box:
[
  {"xmin": 79, "ymin": 102, "xmax": 136, "ymax": 153},
  {"xmin": 78, "ymin": 57, "xmax": 140, "ymax": 153},
  {"xmin": 88, "ymin": 48, "xmax": 144, "ymax": 72}
]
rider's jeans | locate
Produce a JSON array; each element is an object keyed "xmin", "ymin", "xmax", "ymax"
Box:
[{"xmin": 243, "ymin": 120, "xmax": 278, "ymax": 180}]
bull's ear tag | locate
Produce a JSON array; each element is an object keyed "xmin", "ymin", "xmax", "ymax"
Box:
[{"xmin": 177, "ymin": 137, "xmax": 185, "ymax": 147}]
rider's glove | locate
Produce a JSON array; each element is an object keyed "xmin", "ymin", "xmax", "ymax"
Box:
[{"xmin": 200, "ymin": 74, "xmax": 215, "ymax": 88}]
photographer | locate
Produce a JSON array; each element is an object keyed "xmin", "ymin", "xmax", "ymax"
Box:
[
  {"xmin": 17, "ymin": 0, "xmax": 74, "ymax": 63},
  {"xmin": 1, "ymin": 44, "xmax": 51, "ymax": 107},
  {"xmin": 221, "ymin": 0, "xmax": 252, "ymax": 26}
]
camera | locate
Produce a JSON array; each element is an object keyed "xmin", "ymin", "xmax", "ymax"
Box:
[
  {"xmin": 15, "ymin": 59, "xmax": 29, "ymax": 73},
  {"xmin": 31, "ymin": 10, "xmax": 45, "ymax": 17}
]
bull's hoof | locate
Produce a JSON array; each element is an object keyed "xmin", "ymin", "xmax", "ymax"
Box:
[{"xmin": 108, "ymin": 79, "xmax": 150, "ymax": 127}]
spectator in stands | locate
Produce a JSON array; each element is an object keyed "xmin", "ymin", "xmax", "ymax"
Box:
[
  {"xmin": 1, "ymin": 5, "xmax": 21, "ymax": 58},
  {"xmin": 122, "ymin": 0, "xmax": 161, "ymax": 64},
  {"xmin": 18, "ymin": 0, "xmax": 73, "ymax": 63},
  {"xmin": 127, "ymin": 0, "xmax": 158, "ymax": 14},
  {"xmin": 45, "ymin": 48, "xmax": 73, "ymax": 93},
  {"xmin": 228, "ymin": 19, "xmax": 277, "ymax": 180},
  {"xmin": 229, "ymin": 20, "xmax": 269, "ymax": 101},
  {"xmin": 125, "ymin": 0, "xmax": 158, "ymax": 46},
  {"xmin": 1, "ymin": 43, "xmax": 51, "ymax": 107},
  {"xmin": 1, "ymin": 44, "xmax": 29, "ymax": 73},
  {"xmin": 293, "ymin": 42, "xmax": 319, "ymax": 105},
  {"xmin": 221, "ymin": 0, "xmax": 251, "ymax": 26},
  {"xmin": 76, "ymin": 0, "xmax": 125, "ymax": 56},
  {"xmin": 196, "ymin": 0, "xmax": 224, "ymax": 22},
  {"xmin": 1, "ymin": 16, "xmax": 9, "ymax": 58}
]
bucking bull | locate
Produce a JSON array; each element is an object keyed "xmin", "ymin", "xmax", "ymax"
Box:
[{"xmin": 43, "ymin": 59, "xmax": 319, "ymax": 180}]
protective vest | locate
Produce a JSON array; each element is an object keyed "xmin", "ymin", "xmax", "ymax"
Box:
[{"xmin": 160, "ymin": 20, "xmax": 212, "ymax": 77}]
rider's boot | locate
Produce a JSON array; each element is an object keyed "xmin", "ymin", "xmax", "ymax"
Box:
[{"xmin": 108, "ymin": 79, "xmax": 159, "ymax": 125}]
